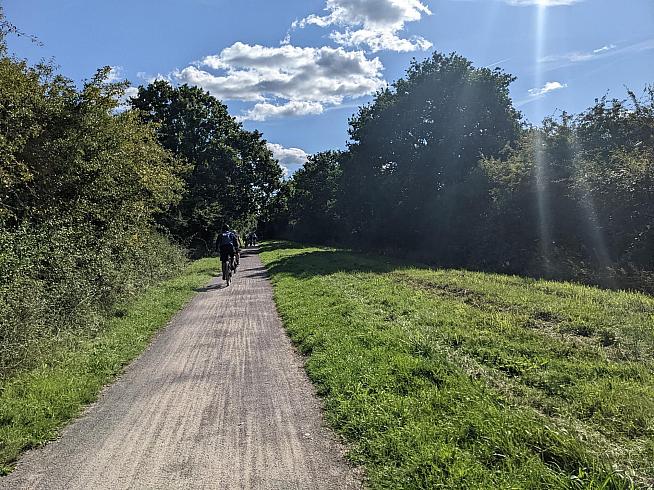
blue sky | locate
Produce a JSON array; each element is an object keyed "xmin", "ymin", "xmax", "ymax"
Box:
[{"xmin": 6, "ymin": 0, "xmax": 654, "ymax": 173}]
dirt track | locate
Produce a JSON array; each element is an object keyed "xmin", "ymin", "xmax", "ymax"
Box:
[{"xmin": 1, "ymin": 249, "xmax": 361, "ymax": 489}]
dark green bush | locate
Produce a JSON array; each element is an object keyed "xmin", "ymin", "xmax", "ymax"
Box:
[{"xmin": 0, "ymin": 33, "xmax": 187, "ymax": 379}]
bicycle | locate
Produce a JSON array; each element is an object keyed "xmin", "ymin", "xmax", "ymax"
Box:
[{"xmin": 222, "ymin": 254, "xmax": 235, "ymax": 286}]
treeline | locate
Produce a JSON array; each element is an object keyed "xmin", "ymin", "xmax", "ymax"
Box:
[
  {"xmin": 268, "ymin": 52, "xmax": 654, "ymax": 291},
  {"xmin": 0, "ymin": 29, "xmax": 282, "ymax": 378}
]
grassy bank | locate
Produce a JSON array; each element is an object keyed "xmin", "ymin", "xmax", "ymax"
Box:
[
  {"xmin": 260, "ymin": 241, "xmax": 654, "ymax": 489},
  {"xmin": 0, "ymin": 258, "xmax": 218, "ymax": 475}
]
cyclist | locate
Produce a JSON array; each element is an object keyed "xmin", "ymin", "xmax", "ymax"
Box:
[{"xmin": 217, "ymin": 225, "xmax": 237, "ymax": 281}]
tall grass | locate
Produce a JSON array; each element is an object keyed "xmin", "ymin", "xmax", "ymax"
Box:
[
  {"xmin": 261, "ymin": 241, "xmax": 654, "ymax": 489},
  {"xmin": 0, "ymin": 227, "xmax": 186, "ymax": 380}
]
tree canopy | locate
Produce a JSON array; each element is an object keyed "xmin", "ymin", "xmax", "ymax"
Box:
[
  {"xmin": 131, "ymin": 81, "xmax": 283, "ymax": 254},
  {"xmin": 340, "ymin": 52, "xmax": 521, "ymax": 253}
]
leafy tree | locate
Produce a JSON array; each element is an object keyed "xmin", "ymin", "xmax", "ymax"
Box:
[
  {"xmin": 271, "ymin": 49, "xmax": 653, "ymax": 290},
  {"xmin": 0, "ymin": 26, "xmax": 187, "ymax": 376},
  {"xmin": 573, "ymin": 89, "xmax": 654, "ymax": 269},
  {"xmin": 258, "ymin": 179, "xmax": 293, "ymax": 240},
  {"xmin": 287, "ymin": 151, "xmax": 343, "ymax": 242},
  {"xmin": 483, "ymin": 87, "xmax": 654, "ymax": 281},
  {"xmin": 340, "ymin": 52, "xmax": 521, "ymax": 260},
  {"xmin": 481, "ymin": 122, "xmax": 579, "ymax": 274},
  {"xmin": 131, "ymin": 81, "xmax": 282, "ymax": 254}
]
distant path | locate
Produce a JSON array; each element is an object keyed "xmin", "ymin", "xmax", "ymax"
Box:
[{"xmin": 1, "ymin": 249, "xmax": 361, "ymax": 489}]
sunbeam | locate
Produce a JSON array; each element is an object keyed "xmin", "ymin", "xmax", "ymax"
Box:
[
  {"xmin": 570, "ymin": 138, "xmax": 615, "ymax": 285},
  {"xmin": 533, "ymin": 3, "xmax": 553, "ymax": 273}
]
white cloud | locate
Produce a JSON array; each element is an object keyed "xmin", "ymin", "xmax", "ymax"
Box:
[
  {"xmin": 136, "ymin": 71, "xmax": 173, "ymax": 84},
  {"xmin": 295, "ymin": 0, "xmax": 432, "ymax": 52},
  {"xmin": 267, "ymin": 143, "xmax": 308, "ymax": 177},
  {"xmin": 331, "ymin": 28, "xmax": 432, "ymax": 52},
  {"xmin": 174, "ymin": 42, "xmax": 385, "ymax": 119},
  {"xmin": 115, "ymin": 86, "xmax": 140, "ymax": 112},
  {"xmin": 106, "ymin": 66, "xmax": 124, "ymax": 83},
  {"xmin": 241, "ymin": 101, "xmax": 324, "ymax": 122},
  {"xmin": 123, "ymin": 86, "xmax": 139, "ymax": 99},
  {"xmin": 593, "ymin": 44, "xmax": 617, "ymax": 54},
  {"xmin": 528, "ymin": 81, "xmax": 567, "ymax": 97}
]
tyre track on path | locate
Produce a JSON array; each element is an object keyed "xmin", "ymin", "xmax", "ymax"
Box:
[{"xmin": 1, "ymin": 249, "xmax": 361, "ymax": 489}]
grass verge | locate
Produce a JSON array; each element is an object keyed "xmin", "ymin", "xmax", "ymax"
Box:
[
  {"xmin": 260, "ymin": 241, "xmax": 654, "ymax": 489},
  {"xmin": 0, "ymin": 258, "xmax": 218, "ymax": 475}
]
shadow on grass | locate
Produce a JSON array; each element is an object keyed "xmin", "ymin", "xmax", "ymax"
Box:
[
  {"xmin": 261, "ymin": 241, "xmax": 410, "ymax": 279},
  {"xmin": 258, "ymin": 241, "xmax": 308, "ymax": 253}
]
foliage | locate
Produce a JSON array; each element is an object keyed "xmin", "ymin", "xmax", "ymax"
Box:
[
  {"xmin": 286, "ymin": 151, "xmax": 344, "ymax": 242},
  {"xmin": 261, "ymin": 241, "xmax": 654, "ymax": 489},
  {"xmin": 483, "ymin": 89, "xmax": 654, "ymax": 285},
  {"xmin": 130, "ymin": 81, "xmax": 283, "ymax": 255},
  {"xmin": 265, "ymin": 50, "xmax": 654, "ymax": 290},
  {"xmin": 258, "ymin": 179, "xmax": 294, "ymax": 240},
  {"xmin": 339, "ymin": 52, "xmax": 520, "ymax": 255},
  {"xmin": 0, "ymin": 34, "xmax": 187, "ymax": 379}
]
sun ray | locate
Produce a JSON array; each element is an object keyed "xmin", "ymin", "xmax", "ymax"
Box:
[{"xmin": 533, "ymin": 4, "xmax": 553, "ymax": 272}]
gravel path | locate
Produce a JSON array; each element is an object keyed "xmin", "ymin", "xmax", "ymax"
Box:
[{"xmin": 1, "ymin": 249, "xmax": 361, "ymax": 489}]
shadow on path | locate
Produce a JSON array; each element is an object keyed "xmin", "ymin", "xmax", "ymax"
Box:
[{"xmin": 195, "ymin": 283, "xmax": 226, "ymax": 293}]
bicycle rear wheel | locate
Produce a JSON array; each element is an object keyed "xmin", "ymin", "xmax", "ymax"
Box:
[{"xmin": 222, "ymin": 260, "xmax": 231, "ymax": 286}]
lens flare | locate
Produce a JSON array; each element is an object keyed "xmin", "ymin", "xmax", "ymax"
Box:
[
  {"xmin": 533, "ymin": 4, "xmax": 552, "ymax": 273},
  {"xmin": 571, "ymin": 139, "xmax": 615, "ymax": 284}
]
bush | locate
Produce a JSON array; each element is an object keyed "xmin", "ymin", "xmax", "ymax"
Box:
[{"xmin": 0, "ymin": 32, "xmax": 187, "ymax": 380}]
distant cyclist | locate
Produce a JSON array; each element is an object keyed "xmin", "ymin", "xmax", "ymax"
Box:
[{"xmin": 217, "ymin": 225, "xmax": 237, "ymax": 282}]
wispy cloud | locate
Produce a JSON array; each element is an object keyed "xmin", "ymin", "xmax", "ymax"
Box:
[
  {"xmin": 452, "ymin": 0, "xmax": 582, "ymax": 5},
  {"xmin": 483, "ymin": 57, "xmax": 512, "ymax": 69},
  {"xmin": 593, "ymin": 44, "xmax": 616, "ymax": 54},
  {"xmin": 528, "ymin": 81, "xmax": 567, "ymax": 97},
  {"xmin": 539, "ymin": 43, "xmax": 618, "ymax": 64},
  {"xmin": 539, "ymin": 39, "xmax": 654, "ymax": 70}
]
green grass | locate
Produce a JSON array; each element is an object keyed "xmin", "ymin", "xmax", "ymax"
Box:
[
  {"xmin": 0, "ymin": 258, "xmax": 218, "ymax": 475},
  {"xmin": 260, "ymin": 241, "xmax": 654, "ymax": 489}
]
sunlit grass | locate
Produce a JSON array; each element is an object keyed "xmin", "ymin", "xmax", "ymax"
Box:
[{"xmin": 261, "ymin": 241, "xmax": 653, "ymax": 489}]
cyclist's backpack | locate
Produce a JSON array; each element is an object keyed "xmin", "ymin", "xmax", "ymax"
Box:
[{"xmin": 219, "ymin": 232, "xmax": 233, "ymax": 247}]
